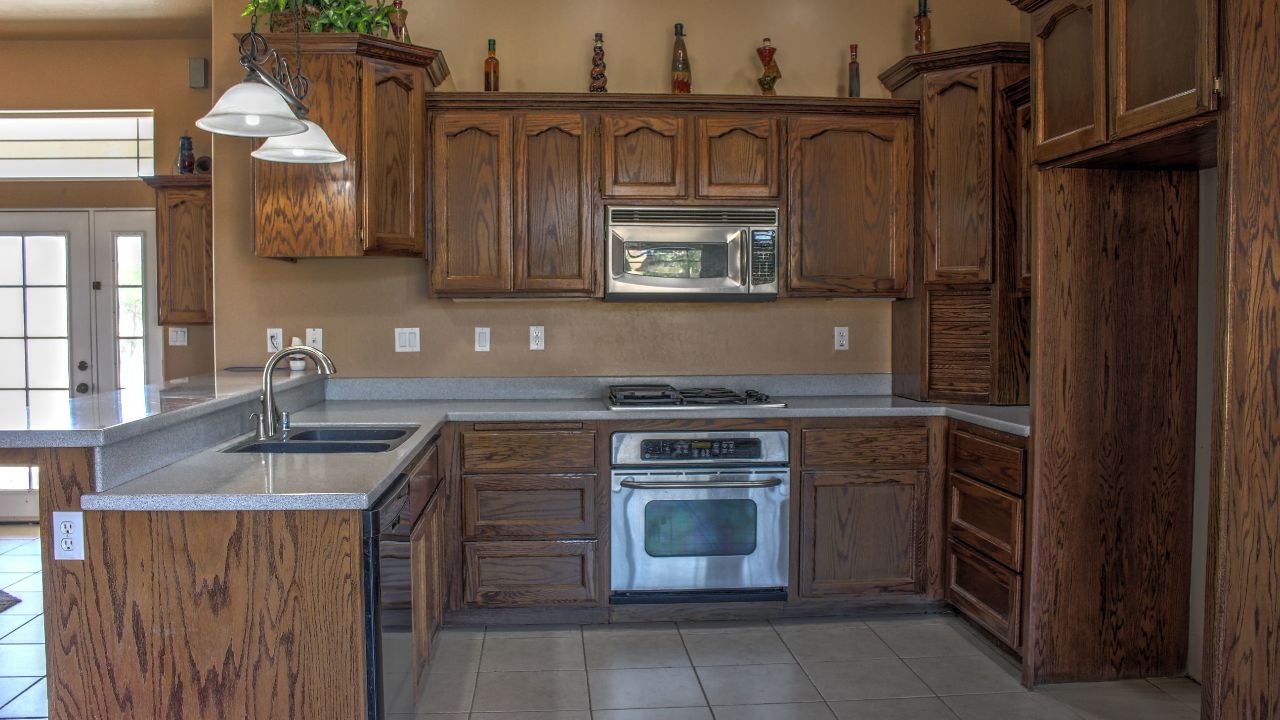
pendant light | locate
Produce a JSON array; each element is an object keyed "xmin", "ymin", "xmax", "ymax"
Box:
[
  {"xmin": 196, "ymin": 77, "xmax": 306, "ymax": 137},
  {"xmin": 251, "ymin": 119, "xmax": 345, "ymax": 163}
]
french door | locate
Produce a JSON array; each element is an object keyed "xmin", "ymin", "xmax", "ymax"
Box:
[{"xmin": 0, "ymin": 209, "xmax": 158, "ymax": 520}]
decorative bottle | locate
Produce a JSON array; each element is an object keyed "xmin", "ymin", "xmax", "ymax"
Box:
[
  {"xmin": 177, "ymin": 134, "xmax": 195, "ymax": 175},
  {"xmin": 671, "ymin": 23, "xmax": 691, "ymax": 94},
  {"xmin": 388, "ymin": 0, "xmax": 411, "ymax": 43},
  {"xmin": 914, "ymin": 0, "xmax": 932, "ymax": 54},
  {"xmin": 848, "ymin": 44, "xmax": 861, "ymax": 98},
  {"xmin": 756, "ymin": 38, "xmax": 781, "ymax": 96},
  {"xmin": 484, "ymin": 38, "xmax": 500, "ymax": 92},
  {"xmin": 589, "ymin": 32, "xmax": 608, "ymax": 93}
]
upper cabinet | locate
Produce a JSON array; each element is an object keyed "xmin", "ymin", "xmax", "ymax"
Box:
[
  {"xmin": 1030, "ymin": 0, "xmax": 1218, "ymax": 163},
  {"xmin": 252, "ymin": 35, "xmax": 447, "ymax": 259},
  {"xmin": 695, "ymin": 116, "xmax": 781, "ymax": 199},
  {"xmin": 786, "ymin": 115, "xmax": 914, "ymax": 297},
  {"xmin": 144, "ymin": 175, "xmax": 213, "ymax": 325},
  {"xmin": 600, "ymin": 113, "xmax": 688, "ymax": 198},
  {"xmin": 514, "ymin": 113, "xmax": 596, "ymax": 294}
]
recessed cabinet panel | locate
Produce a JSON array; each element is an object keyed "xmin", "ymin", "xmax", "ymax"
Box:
[
  {"xmin": 1109, "ymin": 0, "xmax": 1217, "ymax": 138},
  {"xmin": 514, "ymin": 113, "xmax": 595, "ymax": 294},
  {"xmin": 695, "ymin": 115, "xmax": 780, "ymax": 198},
  {"xmin": 948, "ymin": 473, "xmax": 1024, "ymax": 571},
  {"xmin": 1015, "ymin": 101, "xmax": 1034, "ymax": 292},
  {"xmin": 463, "ymin": 473, "xmax": 598, "ymax": 539},
  {"xmin": 431, "ymin": 112, "xmax": 513, "ymax": 293},
  {"xmin": 153, "ymin": 185, "xmax": 213, "ymax": 325},
  {"xmin": 924, "ymin": 67, "xmax": 993, "ymax": 284},
  {"xmin": 361, "ymin": 59, "xmax": 426, "ymax": 256},
  {"xmin": 601, "ymin": 113, "xmax": 688, "ymax": 198},
  {"xmin": 947, "ymin": 539, "xmax": 1021, "ymax": 649},
  {"xmin": 1033, "ymin": 0, "xmax": 1107, "ymax": 161},
  {"xmin": 464, "ymin": 540, "xmax": 598, "ymax": 607}
]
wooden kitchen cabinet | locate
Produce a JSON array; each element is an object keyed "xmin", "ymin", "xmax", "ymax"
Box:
[
  {"xmin": 695, "ymin": 115, "xmax": 780, "ymax": 199},
  {"xmin": 1013, "ymin": 81, "xmax": 1034, "ymax": 293},
  {"xmin": 463, "ymin": 540, "xmax": 598, "ymax": 607},
  {"xmin": 1032, "ymin": 0, "xmax": 1108, "ymax": 162},
  {"xmin": 411, "ymin": 490, "xmax": 446, "ymax": 677},
  {"xmin": 514, "ymin": 112, "xmax": 596, "ymax": 293},
  {"xmin": 786, "ymin": 115, "xmax": 914, "ymax": 297},
  {"xmin": 144, "ymin": 175, "xmax": 213, "ymax": 325},
  {"xmin": 600, "ymin": 112, "xmax": 689, "ymax": 198},
  {"xmin": 463, "ymin": 473, "xmax": 599, "ymax": 539},
  {"xmin": 252, "ymin": 34, "xmax": 446, "ymax": 258},
  {"xmin": 947, "ymin": 538, "xmax": 1022, "ymax": 647},
  {"xmin": 460, "ymin": 428, "xmax": 597, "ymax": 472}
]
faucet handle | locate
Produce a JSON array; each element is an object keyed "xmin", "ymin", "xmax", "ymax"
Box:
[
  {"xmin": 280, "ymin": 411, "xmax": 291, "ymax": 433},
  {"xmin": 250, "ymin": 412, "xmax": 267, "ymax": 440}
]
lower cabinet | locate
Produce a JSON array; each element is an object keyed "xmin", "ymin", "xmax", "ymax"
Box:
[
  {"xmin": 947, "ymin": 539, "xmax": 1021, "ymax": 647},
  {"xmin": 464, "ymin": 540, "xmax": 598, "ymax": 607},
  {"xmin": 411, "ymin": 491, "xmax": 446, "ymax": 682}
]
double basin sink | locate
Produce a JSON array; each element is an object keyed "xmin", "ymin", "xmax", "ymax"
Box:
[{"xmin": 225, "ymin": 426, "xmax": 418, "ymax": 454}]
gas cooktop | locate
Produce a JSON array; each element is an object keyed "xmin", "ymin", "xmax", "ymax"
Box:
[{"xmin": 607, "ymin": 384, "xmax": 787, "ymax": 410}]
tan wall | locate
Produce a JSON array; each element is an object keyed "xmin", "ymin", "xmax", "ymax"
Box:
[
  {"xmin": 0, "ymin": 38, "xmax": 213, "ymax": 209},
  {"xmin": 211, "ymin": 0, "xmax": 1023, "ymax": 378}
]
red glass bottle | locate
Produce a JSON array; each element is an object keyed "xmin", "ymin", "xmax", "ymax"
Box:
[
  {"xmin": 671, "ymin": 23, "xmax": 691, "ymax": 94},
  {"xmin": 484, "ymin": 38, "xmax": 500, "ymax": 92}
]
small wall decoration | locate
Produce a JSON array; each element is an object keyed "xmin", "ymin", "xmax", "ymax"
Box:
[
  {"xmin": 671, "ymin": 23, "xmax": 692, "ymax": 94},
  {"xmin": 388, "ymin": 0, "xmax": 411, "ymax": 43},
  {"xmin": 590, "ymin": 32, "xmax": 608, "ymax": 93},
  {"xmin": 177, "ymin": 134, "xmax": 196, "ymax": 174},
  {"xmin": 757, "ymin": 38, "xmax": 781, "ymax": 96},
  {"xmin": 914, "ymin": 0, "xmax": 932, "ymax": 54},
  {"xmin": 848, "ymin": 44, "xmax": 861, "ymax": 98}
]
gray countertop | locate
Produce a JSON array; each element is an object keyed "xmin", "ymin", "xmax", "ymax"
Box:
[{"xmin": 80, "ymin": 396, "xmax": 1030, "ymax": 512}]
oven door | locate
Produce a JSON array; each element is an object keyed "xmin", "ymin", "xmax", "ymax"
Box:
[
  {"xmin": 607, "ymin": 225, "xmax": 747, "ymax": 298},
  {"xmin": 610, "ymin": 469, "xmax": 789, "ymax": 593}
]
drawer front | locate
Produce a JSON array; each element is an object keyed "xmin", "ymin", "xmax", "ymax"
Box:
[
  {"xmin": 948, "ymin": 473, "xmax": 1024, "ymax": 571},
  {"xmin": 464, "ymin": 540, "xmax": 598, "ymax": 607},
  {"xmin": 802, "ymin": 426, "xmax": 929, "ymax": 468},
  {"xmin": 463, "ymin": 473, "xmax": 598, "ymax": 540},
  {"xmin": 462, "ymin": 430, "xmax": 597, "ymax": 472},
  {"xmin": 408, "ymin": 443, "xmax": 440, "ymax": 522},
  {"xmin": 947, "ymin": 539, "xmax": 1021, "ymax": 650},
  {"xmin": 950, "ymin": 428, "xmax": 1025, "ymax": 495}
]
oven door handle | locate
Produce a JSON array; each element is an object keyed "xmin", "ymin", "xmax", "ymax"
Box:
[{"xmin": 620, "ymin": 477, "xmax": 783, "ymax": 490}]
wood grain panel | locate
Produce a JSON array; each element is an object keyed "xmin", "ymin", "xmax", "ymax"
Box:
[
  {"xmin": 695, "ymin": 115, "xmax": 780, "ymax": 198},
  {"xmin": 430, "ymin": 111, "xmax": 513, "ymax": 293},
  {"xmin": 1204, "ymin": 0, "xmax": 1280, "ymax": 716},
  {"xmin": 600, "ymin": 113, "xmax": 688, "ymax": 198},
  {"xmin": 1026, "ymin": 168, "xmax": 1196, "ymax": 683},
  {"xmin": 151, "ymin": 182, "xmax": 213, "ymax": 324},
  {"xmin": 927, "ymin": 291, "xmax": 994, "ymax": 402},
  {"xmin": 408, "ymin": 441, "xmax": 440, "ymax": 522},
  {"xmin": 948, "ymin": 539, "xmax": 1021, "ymax": 650},
  {"xmin": 463, "ymin": 473, "xmax": 598, "ymax": 539},
  {"xmin": 1032, "ymin": 0, "xmax": 1108, "ymax": 162},
  {"xmin": 461, "ymin": 429, "xmax": 596, "ymax": 472},
  {"xmin": 801, "ymin": 423, "xmax": 929, "ymax": 468},
  {"xmin": 513, "ymin": 112, "xmax": 595, "ymax": 294},
  {"xmin": 950, "ymin": 425, "xmax": 1026, "ymax": 495},
  {"xmin": 1015, "ymin": 100, "xmax": 1035, "ymax": 292},
  {"xmin": 924, "ymin": 66, "xmax": 994, "ymax": 283},
  {"xmin": 786, "ymin": 115, "xmax": 914, "ymax": 296},
  {"xmin": 949, "ymin": 472, "xmax": 1024, "ymax": 571},
  {"xmin": 464, "ymin": 540, "xmax": 598, "ymax": 607},
  {"xmin": 361, "ymin": 58, "xmax": 426, "ymax": 256},
  {"xmin": 799, "ymin": 470, "xmax": 923, "ymax": 596},
  {"xmin": 412, "ymin": 490, "xmax": 446, "ymax": 684}
]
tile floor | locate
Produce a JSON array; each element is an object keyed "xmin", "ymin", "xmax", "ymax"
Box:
[{"xmin": 0, "ymin": 522, "xmax": 1203, "ymax": 720}]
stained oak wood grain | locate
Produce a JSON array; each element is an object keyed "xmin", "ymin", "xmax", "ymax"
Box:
[
  {"xmin": 145, "ymin": 178, "xmax": 213, "ymax": 325},
  {"xmin": 801, "ymin": 422, "xmax": 930, "ymax": 468},
  {"xmin": 1204, "ymin": 0, "xmax": 1280, "ymax": 716},
  {"xmin": 695, "ymin": 115, "xmax": 780, "ymax": 198},
  {"xmin": 361, "ymin": 58, "xmax": 427, "ymax": 256},
  {"xmin": 949, "ymin": 472, "xmax": 1025, "ymax": 571},
  {"xmin": 948, "ymin": 538, "xmax": 1022, "ymax": 649},
  {"xmin": 412, "ymin": 490, "xmax": 446, "ymax": 685},
  {"xmin": 461, "ymin": 429, "xmax": 597, "ymax": 472},
  {"xmin": 950, "ymin": 425, "xmax": 1026, "ymax": 495},
  {"xmin": 1032, "ymin": 0, "xmax": 1108, "ymax": 162},
  {"xmin": 600, "ymin": 113, "xmax": 689, "ymax": 198},
  {"xmin": 464, "ymin": 540, "xmax": 598, "ymax": 607},
  {"xmin": 926, "ymin": 291, "xmax": 994, "ymax": 402},
  {"xmin": 463, "ymin": 473, "xmax": 598, "ymax": 539}
]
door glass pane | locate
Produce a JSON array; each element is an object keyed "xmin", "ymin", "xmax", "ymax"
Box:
[
  {"xmin": 0, "ymin": 288, "xmax": 22, "ymax": 336},
  {"xmin": 0, "ymin": 390, "xmax": 24, "ymax": 426},
  {"xmin": 644, "ymin": 499, "xmax": 758, "ymax": 557},
  {"xmin": 0, "ymin": 236, "xmax": 20, "ymax": 285},
  {"xmin": 25, "ymin": 287, "xmax": 67, "ymax": 337},
  {"xmin": 26, "ymin": 338, "xmax": 68, "ymax": 388},
  {"xmin": 0, "ymin": 340, "xmax": 23, "ymax": 387},
  {"xmin": 116, "ymin": 287, "xmax": 143, "ymax": 337},
  {"xmin": 116, "ymin": 234, "xmax": 143, "ymax": 285},
  {"xmin": 27, "ymin": 389, "xmax": 70, "ymax": 428},
  {"xmin": 117, "ymin": 338, "xmax": 144, "ymax": 390},
  {"xmin": 24, "ymin": 235, "xmax": 67, "ymax": 285}
]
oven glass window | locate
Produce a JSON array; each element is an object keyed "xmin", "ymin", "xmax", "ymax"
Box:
[
  {"xmin": 623, "ymin": 243, "xmax": 729, "ymax": 280},
  {"xmin": 644, "ymin": 499, "xmax": 757, "ymax": 557}
]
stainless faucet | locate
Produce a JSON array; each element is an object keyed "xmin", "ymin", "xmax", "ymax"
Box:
[{"xmin": 253, "ymin": 345, "xmax": 336, "ymax": 440}]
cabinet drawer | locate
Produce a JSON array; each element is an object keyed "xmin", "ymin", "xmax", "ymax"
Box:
[
  {"xmin": 464, "ymin": 540, "xmax": 598, "ymax": 607},
  {"xmin": 462, "ymin": 430, "xmax": 597, "ymax": 472},
  {"xmin": 948, "ymin": 473, "xmax": 1023, "ymax": 571},
  {"xmin": 408, "ymin": 443, "xmax": 440, "ymax": 522},
  {"xmin": 463, "ymin": 474, "xmax": 598, "ymax": 539},
  {"xmin": 949, "ymin": 428, "xmax": 1025, "ymax": 495},
  {"xmin": 802, "ymin": 426, "xmax": 929, "ymax": 468},
  {"xmin": 947, "ymin": 539, "xmax": 1021, "ymax": 650}
]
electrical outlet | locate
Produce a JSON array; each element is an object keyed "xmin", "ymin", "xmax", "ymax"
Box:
[
  {"xmin": 529, "ymin": 325, "xmax": 545, "ymax": 351},
  {"xmin": 475, "ymin": 327, "xmax": 491, "ymax": 352},
  {"xmin": 52, "ymin": 511, "xmax": 84, "ymax": 561},
  {"xmin": 834, "ymin": 326, "xmax": 850, "ymax": 351},
  {"xmin": 306, "ymin": 327, "xmax": 323, "ymax": 351},
  {"xmin": 267, "ymin": 328, "xmax": 283, "ymax": 353},
  {"xmin": 394, "ymin": 327, "xmax": 420, "ymax": 353},
  {"xmin": 167, "ymin": 327, "xmax": 188, "ymax": 347}
]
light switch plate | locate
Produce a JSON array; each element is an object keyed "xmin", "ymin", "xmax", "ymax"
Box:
[
  {"xmin": 529, "ymin": 325, "xmax": 545, "ymax": 351},
  {"xmin": 52, "ymin": 511, "xmax": 84, "ymax": 561},
  {"xmin": 306, "ymin": 327, "xmax": 323, "ymax": 351},
  {"xmin": 395, "ymin": 327, "xmax": 420, "ymax": 353},
  {"xmin": 475, "ymin": 327, "xmax": 491, "ymax": 352},
  {"xmin": 834, "ymin": 326, "xmax": 850, "ymax": 351},
  {"xmin": 267, "ymin": 328, "xmax": 283, "ymax": 353},
  {"xmin": 167, "ymin": 327, "xmax": 188, "ymax": 347}
]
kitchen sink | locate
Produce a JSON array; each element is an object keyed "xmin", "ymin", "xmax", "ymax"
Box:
[{"xmin": 223, "ymin": 425, "xmax": 418, "ymax": 454}]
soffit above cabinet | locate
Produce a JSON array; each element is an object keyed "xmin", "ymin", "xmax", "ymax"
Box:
[{"xmin": 878, "ymin": 42, "xmax": 1030, "ymax": 92}]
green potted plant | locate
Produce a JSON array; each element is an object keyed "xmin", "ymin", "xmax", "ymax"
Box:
[
  {"xmin": 242, "ymin": 0, "xmax": 392, "ymax": 37},
  {"xmin": 242, "ymin": 0, "xmax": 320, "ymax": 33}
]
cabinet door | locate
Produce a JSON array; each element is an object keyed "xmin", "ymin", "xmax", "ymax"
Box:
[
  {"xmin": 947, "ymin": 539, "xmax": 1021, "ymax": 649},
  {"xmin": 923, "ymin": 67, "xmax": 993, "ymax": 284},
  {"xmin": 1015, "ymin": 101, "xmax": 1034, "ymax": 293},
  {"xmin": 1032, "ymin": 0, "xmax": 1107, "ymax": 162},
  {"xmin": 463, "ymin": 473, "xmax": 599, "ymax": 539},
  {"xmin": 361, "ymin": 59, "xmax": 427, "ymax": 256},
  {"xmin": 787, "ymin": 116, "xmax": 913, "ymax": 297},
  {"xmin": 514, "ymin": 113, "xmax": 595, "ymax": 294},
  {"xmin": 1109, "ymin": 0, "xmax": 1217, "ymax": 139},
  {"xmin": 948, "ymin": 473, "xmax": 1024, "ymax": 571},
  {"xmin": 411, "ymin": 494, "xmax": 444, "ymax": 682},
  {"xmin": 156, "ymin": 187, "xmax": 213, "ymax": 324},
  {"xmin": 464, "ymin": 540, "xmax": 598, "ymax": 607},
  {"xmin": 799, "ymin": 470, "xmax": 923, "ymax": 596},
  {"xmin": 600, "ymin": 113, "xmax": 688, "ymax": 198},
  {"xmin": 431, "ymin": 112, "xmax": 513, "ymax": 294},
  {"xmin": 695, "ymin": 115, "xmax": 780, "ymax": 198}
]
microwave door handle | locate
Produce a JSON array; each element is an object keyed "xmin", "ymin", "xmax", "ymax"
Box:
[
  {"xmin": 620, "ymin": 477, "xmax": 783, "ymax": 490},
  {"xmin": 728, "ymin": 229, "xmax": 745, "ymax": 287}
]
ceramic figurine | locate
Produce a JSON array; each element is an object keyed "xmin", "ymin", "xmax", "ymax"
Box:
[
  {"xmin": 388, "ymin": 0, "xmax": 411, "ymax": 43},
  {"xmin": 590, "ymin": 32, "xmax": 608, "ymax": 93},
  {"xmin": 914, "ymin": 0, "xmax": 932, "ymax": 54},
  {"xmin": 757, "ymin": 38, "xmax": 781, "ymax": 96},
  {"xmin": 671, "ymin": 23, "xmax": 691, "ymax": 94},
  {"xmin": 848, "ymin": 44, "xmax": 861, "ymax": 98}
]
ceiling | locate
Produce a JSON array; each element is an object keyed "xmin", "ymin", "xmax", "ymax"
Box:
[{"xmin": 0, "ymin": 0, "xmax": 210, "ymax": 40}]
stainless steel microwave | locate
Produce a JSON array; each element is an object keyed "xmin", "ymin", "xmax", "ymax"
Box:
[{"xmin": 605, "ymin": 207, "xmax": 779, "ymax": 301}]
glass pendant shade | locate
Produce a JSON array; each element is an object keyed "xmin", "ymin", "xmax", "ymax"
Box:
[
  {"xmin": 196, "ymin": 79, "xmax": 307, "ymax": 138},
  {"xmin": 251, "ymin": 120, "xmax": 346, "ymax": 164}
]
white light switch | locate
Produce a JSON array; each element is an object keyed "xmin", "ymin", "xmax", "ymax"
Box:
[
  {"xmin": 395, "ymin": 327, "xmax": 420, "ymax": 353},
  {"xmin": 167, "ymin": 327, "xmax": 188, "ymax": 347},
  {"xmin": 529, "ymin": 325, "xmax": 545, "ymax": 351},
  {"xmin": 305, "ymin": 327, "xmax": 323, "ymax": 351},
  {"xmin": 267, "ymin": 328, "xmax": 283, "ymax": 353},
  {"xmin": 834, "ymin": 326, "xmax": 850, "ymax": 351},
  {"xmin": 52, "ymin": 511, "xmax": 84, "ymax": 561},
  {"xmin": 475, "ymin": 327, "xmax": 491, "ymax": 352}
]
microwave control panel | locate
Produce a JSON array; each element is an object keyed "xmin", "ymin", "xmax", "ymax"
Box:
[{"xmin": 750, "ymin": 230, "xmax": 777, "ymax": 285}]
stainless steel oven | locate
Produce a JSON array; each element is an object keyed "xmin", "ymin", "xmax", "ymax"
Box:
[
  {"xmin": 610, "ymin": 430, "xmax": 790, "ymax": 601},
  {"xmin": 606, "ymin": 206, "xmax": 779, "ymax": 301}
]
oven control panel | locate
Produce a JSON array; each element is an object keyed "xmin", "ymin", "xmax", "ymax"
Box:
[{"xmin": 640, "ymin": 438, "xmax": 763, "ymax": 461}]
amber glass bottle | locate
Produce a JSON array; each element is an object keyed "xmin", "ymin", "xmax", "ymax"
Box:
[
  {"xmin": 484, "ymin": 38, "xmax": 500, "ymax": 91},
  {"xmin": 848, "ymin": 44, "xmax": 861, "ymax": 98},
  {"xmin": 671, "ymin": 23, "xmax": 691, "ymax": 94}
]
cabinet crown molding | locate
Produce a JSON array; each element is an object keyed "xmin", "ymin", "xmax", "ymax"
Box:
[
  {"xmin": 879, "ymin": 42, "xmax": 1030, "ymax": 92},
  {"xmin": 1009, "ymin": 0, "xmax": 1055, "ymax": 11},
  {"xmin": 426, "ymin": 92, "xmax": 918, "ymax": 116},
  {"xmin": 142, "ymin": 174, "xmax": 211, "ymax": 189},
  {"xmin": 257, "ymin": 33, "xmax": 450, "ymax": 87}
]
